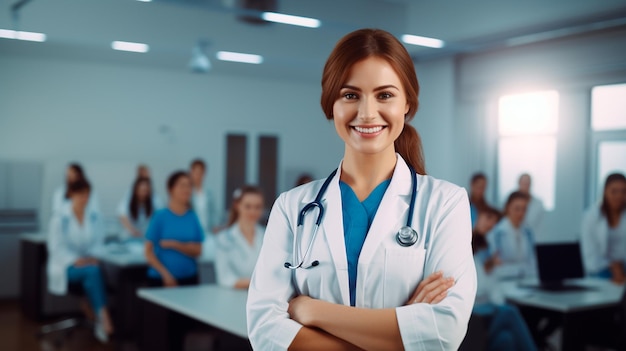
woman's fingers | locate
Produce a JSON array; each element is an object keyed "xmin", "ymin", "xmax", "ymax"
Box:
[
  {"xmin": 412, "ymin": 275, "xmax": 455, "ymax": 304},
  {"xmin": 408, "ymin": 271, "xmax": 442, "ymax": 302}
]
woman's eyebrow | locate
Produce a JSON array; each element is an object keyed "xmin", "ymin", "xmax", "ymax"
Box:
[{"xmin": 340, "ymin": 84, "xmax": 400, "ymax": 91}]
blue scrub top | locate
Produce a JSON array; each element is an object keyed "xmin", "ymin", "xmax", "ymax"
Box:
[
  {"xmin": 145, "ymin": 208, "xmax": 204, "ymax": 279},
  {"xmin": 339, "ymin": 179, "xmax": 391, "ymax": 306}
]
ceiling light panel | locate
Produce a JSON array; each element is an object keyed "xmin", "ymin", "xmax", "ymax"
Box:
[
  {"xmin": 401, "ymin": 34, "xmax": 445, "ymax": 48},
  {"xmin": 216, "ymin": 51, "xmax": 263, "ymax": 64}
]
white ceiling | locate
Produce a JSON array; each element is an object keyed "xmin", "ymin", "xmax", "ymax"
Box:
[{"xmin": 2, "ymin": 0, "xmax": 626, "ymax": 82}]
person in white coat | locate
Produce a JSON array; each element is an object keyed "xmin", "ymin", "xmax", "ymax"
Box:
[
  {"xmin": 117, "ymin": 165, "xmax": 163, "ymax": 239},
  {"xmin": 46, "ymin": 179, "xmax": 113, "ymax": 342},
  {"xmin": 487, "ymin": 191, "xmax": 537, "ymax": 279},
  {"xmin": 581, "ymin": 173, "xmax": 626, "ymax": 283},
  {"xmin": 52, "ymin": 163, "xmax": 100, "ymax": 216},
  {"xmin": 517, "ymin": 173, "xmax": 545, "ymax": 237},
  {"xmin": 247, "ymin": 28, "xmax": 476, "ymax": 351},
  {"xmin": 215, "ymin": 186, "xmax": 265, "ymax": 289}
]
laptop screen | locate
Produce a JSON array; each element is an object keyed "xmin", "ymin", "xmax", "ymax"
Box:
[{"xmin": 535, "ymin": 242, "xmax": 585, "ymax": 283}]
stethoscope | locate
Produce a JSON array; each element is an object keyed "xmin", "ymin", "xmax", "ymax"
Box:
[{"xmin": 284, "ymin": 165, "xmax": 419, "ymax": 270}]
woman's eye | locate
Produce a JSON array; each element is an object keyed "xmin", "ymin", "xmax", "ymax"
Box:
[
  {"xmin": 379, "ymin": 92, "xmax": 393, "ymax": 99},
  {"xmin": 343, "ymin": 93, "xmax": 358, "ymax": 100}
]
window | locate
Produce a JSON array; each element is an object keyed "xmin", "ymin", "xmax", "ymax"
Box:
[
  {"xmin": 497, "ymin": 91, "xmax": 559, "ymax": 210},
  {"xmin": 590, "ymin": 83, "xmax": 626, "ymax": 201},
  {"xmin": 591, "ymin": 83, "xmax": 626, "ymax": 131}
]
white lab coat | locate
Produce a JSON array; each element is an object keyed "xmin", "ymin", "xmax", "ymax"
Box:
[
  {"xmin": 46, "ymin": 202, "xmax": 106, "ymax": 295},
  {"xmin": 192, "ymin": 186, "xmax": 217, "ymax": 234},
  {"xmin": 214, "ymin": 223, "xmax": 264, "ymax": 288},
  {"xmin": 581, "ymin": 203, "xmax": 626, "ymax": 275},
  {"xmin": 523, "ymin": 195, "xmax": 545, "ymax": 237},
  {"xmin": 246, "ymin": 155, "xmax": 476, "ymax": 351},
  {"xmin": 52, "ymin": 185, "xmax": 101, "ymax": 216},
  {"xmin": 486, "ymin": 218, "xmax": 537, "ymax": 279}
]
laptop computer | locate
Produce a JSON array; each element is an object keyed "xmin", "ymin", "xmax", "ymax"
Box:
[{"xmin": 523, "ymin": 242, "xmax": 591, "ymax": 292}]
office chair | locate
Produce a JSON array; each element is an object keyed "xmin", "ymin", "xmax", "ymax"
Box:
[
  {"xmin": 458, "ymin": 313, "xmax": 488, "ymax": 351},
  {"xmin": 36, "ymin": 282, "xmax": 95, "ymax": 347}
]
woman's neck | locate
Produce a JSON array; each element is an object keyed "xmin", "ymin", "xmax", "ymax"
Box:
[
  {"xmin": 238, "ymin": 220, "xmax": 256, "ymax": 244},
  {"xmin": 169, "ymin": 201, "xmax": 187, "ymax": 215},
  {"xmin": 73, "ymin": 205, "xmax": 85, "ymax": 225},
  {"xmin": 341, "ymin": 147, "xmax": 396, "ymax": 201}
]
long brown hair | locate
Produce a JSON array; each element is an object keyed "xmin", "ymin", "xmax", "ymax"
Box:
[
  {"xmin": 320, "ymin": 28, "xmax": 426, "ymax": 174},
  {"xmin": 601, "ymin": 173, "xmax": 626, "ymax": 227},
  {"xmin": 228, "ymin": 185, "xmax": 264, "ymax": 226}
]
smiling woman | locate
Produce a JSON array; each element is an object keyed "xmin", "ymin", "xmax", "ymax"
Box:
[{"xmin": 246, "ymin": 28, "xmax": 476, "ymax": 351}]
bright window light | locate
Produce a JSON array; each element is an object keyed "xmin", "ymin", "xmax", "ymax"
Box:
[
  {"xmin": 111, "ymin": 41, "xmax": 149, "ymax": 53},
  {"xmin": 0, "ymin": 29, "xmax": 46, "ymax": 42},
  {"xmin": 136, "ymin": 0, "xmax": 152, "ymax": 2},
  {"xmin": 498, "ymin": 90, "xmax": 559, "ymax": 136},
  {"xmin": 592, "ymin": 83, "xmax": 626, "ymax": 131},
  {"xmin": 597, "ymin": 141, "xmax": 626, "ymax": 199},
  {"xmin": 401, "ymin": 34, "xmax": 445, "ymax": 49},
  {"xmin": 498, "ymin": 137, "xmax": 557, "ymax": 210},
  {"xmin": 261, "ymin": 12, "xmax": 321, "ymax": 28},
  {"xmin": 216, "ymin": 51, "xmax": 263, "ymax": 64}
]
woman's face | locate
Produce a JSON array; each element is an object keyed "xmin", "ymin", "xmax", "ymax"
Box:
[
  {"xmin": 237, "ymin": 193, "xmax": 264, "ymax": 224},
  {"xmin": 605, "ymin": 180, "xmax": 626, "ymax": 211},
  {"xmin": 190, "ymin": 165, "xmax": 205, "ymax": 187},
  {"xmin": 471, "ymin": 178, "xmax": 486, "ymax": 198},
  {"xmin": 506, "ymin": 198, "xmax": 528, "ymax": 228},
  {"xmin": 170, "ymin": 176, "xmax": 192, "ymax": 205},
  {"xmin": 136, "ymin": 182, "xmax": 151, "ymax": 201},
  {"xmin": 66, "ymin": 167, "xmax": 79, "ymax": 183},
  {"xmin": 332, "ymin": 56, "xmax": 409, "ymax": 157}
]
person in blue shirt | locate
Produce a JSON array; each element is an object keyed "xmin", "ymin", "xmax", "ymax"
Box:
[{"xmin": 144, "ymin": 171, "xmax": 204, "ymax": 287}]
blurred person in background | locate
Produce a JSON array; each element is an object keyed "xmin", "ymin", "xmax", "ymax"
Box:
[
  {"xmin": 52, "ymin": 162, "xmax": 100, "ymax": 216},
  {"xmin": 469, "ymin": 172, "xmax": 495, "ymax": 227},
  {"xmin": 144, "ymin": 171, "xmax": 204, "ymax": 287},
  {"xmin": 215, "ymin": 186, "xmax": 265, "ymax": 289},
  {"xmin": 581, "ymin": 172, "xmax": 626, "ymax": 283},
  {"xmin": 117, "ymin": 164, "xmax": 163, "ymax": 239},
  {"xmin": 517, "ymin": 173, "xmax": 545, "ymax": 237}
]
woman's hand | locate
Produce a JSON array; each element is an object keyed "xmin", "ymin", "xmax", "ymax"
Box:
[
  {"xmin": 162, "ymin": 272, "xmax": 178, "ymax": 287},
  {"xmin": 288, "ymin": 295, "xmax": 318, "ymax": 327},
  {"xmin": 405, "ymin": 271, "xmax": 454, "ymax": 305}
]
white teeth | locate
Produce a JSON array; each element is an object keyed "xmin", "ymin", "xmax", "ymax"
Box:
[{"xmin": 354, "ymin": 126, "xmax": 384, "ymax": 134}]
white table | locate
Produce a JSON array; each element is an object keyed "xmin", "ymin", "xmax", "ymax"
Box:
[
  {"xmin": 500, "ymin": 278, "xmax": 625, "ymax": 350},
  {"xmin": 137, "ymin": 285, "xmax": 250, "ymax": 351}
]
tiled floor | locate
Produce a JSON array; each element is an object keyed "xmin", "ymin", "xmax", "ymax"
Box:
[{"xmin": 0, "ymin": 300, "xmax": 114, "ymax": 351}]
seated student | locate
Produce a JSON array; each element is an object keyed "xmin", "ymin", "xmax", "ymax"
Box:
[
  {"xmin": 47, "ymin": 179, "xmax": 113, "ymax": 342},
  {"xmin": 117, "ymin": 177, "xmax": 158, "ymax": 239},
  {"xmin": 118, "ymin": 164, "xmax": 163, "ymax": 239},
  {"xmin": 473, "ymin": 210, "xmax": 537, "ymax": 351},
  {"xmin": 469, "ymin": 172, "xmax": 495, "ymax": 227},
  {"xmin": 144, "ymin": 171, "xmax": 204, "ymax": 287},
  {"xmin": 215, "ymin": 186, "xmax": 265, "ymax": 289},
  {"xmin": 581, "ymin": 173, "xmax": 626, "ymax": 283},
  {"xmin": 52, "ymin": 162, "xmax": 100, "ymax": 215},
  {"xmin": 487, "ymin": 191, "xmax": 537, "ymax": 279},
  {"xmin": 517, "ymin": 173, "xmax": 545, "ymax": 237}
]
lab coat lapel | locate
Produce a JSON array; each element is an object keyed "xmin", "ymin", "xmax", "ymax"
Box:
[
  {"xmin": 359, "ymin": 156, "xmax": 412, "ymax": 265},
  {"xmin": 319, "ymin": 168, "xmax": 351, "ymax": 306}
]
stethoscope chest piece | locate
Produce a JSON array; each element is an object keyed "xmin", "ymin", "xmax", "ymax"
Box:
[{"xmin": 396, "ymin": 226, "xmax": 418, "ymax": 247}]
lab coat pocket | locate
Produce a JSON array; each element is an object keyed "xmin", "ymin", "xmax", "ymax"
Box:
[{"xmin": 383, "ymin": 247, "xmax": 426, "ymax": 307}]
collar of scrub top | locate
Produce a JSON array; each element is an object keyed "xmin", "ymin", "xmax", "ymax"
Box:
[{"xmin": 286, "ymin": 154, "xmax": 420, "ymax": 271}]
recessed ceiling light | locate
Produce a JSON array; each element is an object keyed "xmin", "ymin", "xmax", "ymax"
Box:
[
  {"xmin": 216, "ymin": 51, "xmax": 263, "ymax": 64},
  {"xmin": 136, "ymin": 0, "xmax": 152, "ymax": 2},
  {"xmin": 261, "ymin": 12, "xmax": 321, "ymax": 28},
  {"xmin": 111, "ymin": 41, "xmax": 149, "ymax": 53},
  {"xmin": 401, "ymin": 34, "xmax": 445, "ymax": 49},
  {"xmin": 0, "ymin": 29, "xmax": 46, "ymax": 42}
]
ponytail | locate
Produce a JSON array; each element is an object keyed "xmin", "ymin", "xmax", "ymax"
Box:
[{"xmin": 395, "ymin": 123, "xmax": 426, "ymax": 175}]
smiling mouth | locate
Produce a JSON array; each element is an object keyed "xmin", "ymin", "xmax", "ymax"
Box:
[{"xmin": 352, "ymin": 126, "xmax": 386, "ymax": 134}]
